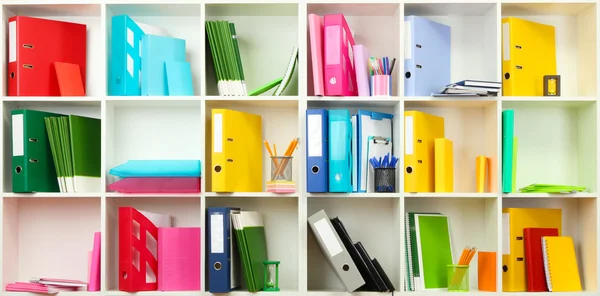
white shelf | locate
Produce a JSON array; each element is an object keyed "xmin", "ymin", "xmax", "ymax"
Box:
[{"xmin": 0, "ymin": 0, "xmax": 598, "ymax": 295}]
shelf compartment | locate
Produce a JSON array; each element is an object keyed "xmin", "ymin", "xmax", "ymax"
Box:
[
  {"xmin": 2, "ymin": 4, "xmax": 102, "ymax": 97},
  {"xmin": 105, "ymin": 4, "xmax": 202, "ymax": 96},
  {"xmin": 405, "ymin": 101, "xmax": 498, "ymax": 193},
  {"xmin": 307, "ymin": 198, "xmax": 401, "ymax": 292},
  {"xmin": 104, "ymin": 100, "xmax": 202, "ymax": 191},
  {"xmin": 306, "ymin": 3, "xmax": 401, "ymax": 96},
  {"xmin": 405, "ymin": 197, "xmax": 498, "ymax": 291},
  {"xmin": 501, "ymin": 3, "xmax": 597, "ymax": 97},
  {"xmin": 2, "ymin": 101, "xmax": 101, "ymax": 193},
  {"xmin": 502, "ymin": 198, "xmax": 597, "ymax": 291},
  {"xmin": 204, "ymin": 100, "xmax": 299, "ymax": 193},
  {"xmin": 206, "ymin": 197, "xmax": 299, "ymax": 291},
  {"xmin": 2, "ymin": 198, "xmax": 101, "ymax": 287},
  {"xmin": 105, "ymin": 196, "xmax": 201, "ymax": 291},
  {"xmin": 306, "ymin": 101, "xmax": 402, "ymax": 191},
  {"xmin": 205, "ymin": 3, "xmax": 299, "ymax": 96},
  {"xmin": 403, "ymin": 2, "xmax": 499, "ymax": 97},
  {"xmin": 502, "ymin": 100, "xmax": 597, "ymax": 193}
]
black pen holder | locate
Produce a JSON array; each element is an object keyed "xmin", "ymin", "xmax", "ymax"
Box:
[{"xmin": 374, "ymin": 168, "xmax": 396, "ymax": 192}]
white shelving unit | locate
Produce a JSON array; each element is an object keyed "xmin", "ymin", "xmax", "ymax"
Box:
[{"xmin": 0, "ymin": 0, "xmax": 598, "ymax": 296}]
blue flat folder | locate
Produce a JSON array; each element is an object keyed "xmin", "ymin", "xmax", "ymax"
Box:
[
  {"xmin": 109, "ymin": 160, "xmax": 201, "ymax": 177},
  {"xmin": 141, "ymin": 35, "xmax": 187, "ymax": 96},
  {"xmin": 404, "ymin": 15, "xmax": 451, "ymax": 96}
]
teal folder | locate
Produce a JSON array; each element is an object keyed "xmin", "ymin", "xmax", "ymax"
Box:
[
  {"xmin": 141, "ymin": 35, "xmax": 186, "ymax": 96},
  {"xmin": 165, "ymin": 60, "xmax": 194, "ymax": 96},
  {"xmin": 502, "ymin": 110, "xmax": 514, "ymax": 193}
]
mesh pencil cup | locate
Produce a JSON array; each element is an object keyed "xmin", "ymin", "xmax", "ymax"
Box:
[
  {"xmin": 271, "ymin": 156, "xmax": 292, "ymax": 181},
  {"xmin": 370, "ymin": 75, "xmax": 392, "ymax": 96},
  {"xmin": 447, "ymin": 265, "xmax": 470, "ymax": 292},
  {"xmin": 374, "ymin": 168, "xmax": 396, "ymax": 192}
]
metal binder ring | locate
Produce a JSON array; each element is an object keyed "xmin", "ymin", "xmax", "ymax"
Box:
[{"xmin": 311, "ymin": 165, "xmax": 319, "ymax": 174}]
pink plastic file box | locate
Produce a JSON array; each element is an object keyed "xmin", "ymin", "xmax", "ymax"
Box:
[{"xmin": 108, "ymin": 177, "xmax": 201, "ymax": 193}]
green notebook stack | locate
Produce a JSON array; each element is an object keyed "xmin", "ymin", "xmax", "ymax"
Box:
[
  {"xmin": 519, "ymin": 184, "xmax": 586, "ymax": 193},
  {"xmin": 206, "ymin": 20, "xmax": 247, "ymax": 96},
  {"xmin": 44, "ymin": 115, "xmax": 101, "ymax": 193},
  {"xmin": 231, "ymin": 211, "xmax": 269, "ymax": 292}
]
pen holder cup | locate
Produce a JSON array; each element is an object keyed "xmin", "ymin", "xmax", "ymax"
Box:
[
  {"xmin": 371, "ymin": 75, "xmax": 392, "ymax": 96},
  {"xmin": 374, "ymin": 168, "xmax": 396, "ymax": 192},
  {"xmin": 447, "ymin": 265, "xmax": 470, "ymax": 292},
  {"xmin": 271, "ymin": 156, "xmax": 293, "ymax": 181}
]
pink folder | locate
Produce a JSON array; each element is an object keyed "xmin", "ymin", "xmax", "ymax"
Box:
[
  {"xmin": 88, "ymin": 232, "xmax": 101, "ymax": 291},
  {"xmin": 353, "ymin": 44, "xmax": 371, "ymax": 96},
  {"xmin": 308, "ymin": 14, "xmax": 324, "ymax": 96},
  {"xmin": 158, "ymin": 227, "xmax": 201, "ymax": 291},
  {"xmin": 108, "ymin": 177, "xmax": 201, "ymax": 193},
  {"xmin": 324, "ymin": 13, "xmax": 357, "ymax": 96}
]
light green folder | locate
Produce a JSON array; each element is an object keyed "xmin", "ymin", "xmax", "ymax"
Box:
[
  {"xmin": 232, "ymin": 211, "xmax": 268, "ymax": 292},
  {"xmin": 44, "ymin": 115, "xmax": 100, "ymax": 192},
  {"xmin": 415, "ymin": 214, "xmax": 453, "ymax": 290},
  {"xmin": 519, "ymin": 184, "xmax": 586, "ymax": 193}
]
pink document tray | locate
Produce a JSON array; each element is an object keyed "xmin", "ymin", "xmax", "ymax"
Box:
[{"xmin": 108, "ymin": 177, "xmax": 201, "ymax": 193}]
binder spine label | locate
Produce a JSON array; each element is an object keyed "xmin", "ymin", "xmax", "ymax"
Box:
[
  {"xmin": 12, "ymin": 114, "xmax": 24, "ymax": 156},
  {"xmin": 210, "ymin": 213, "xmax": 224, "ymax": 253},
  {"xmin": 9, "ymin": 21, "xmax": 16, "ymax": 62},
  {"xmin": 503, "ymin": 23, "xmax": 510, "ymax": 61},
  {"xmin": 213, "ymin": 113, "xmax": 223, "ymax": 153},
  {"xmin": 313, "ymin": 218, "xmax": 342, "ymax": 257},
  {"xmin": 405, "ymin": 116, "xmax": 413, "ymax": 155}
]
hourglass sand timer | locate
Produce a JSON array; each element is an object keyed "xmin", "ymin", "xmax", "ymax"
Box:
[{"xmin": 263, "ymin": 260, "xmax": 280, "ymax": 291}]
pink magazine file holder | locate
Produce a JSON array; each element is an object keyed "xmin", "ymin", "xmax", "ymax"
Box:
[
  {"xmin": 119, "ymin": 207, "xmax": 159, "ymax": 292},
  {"xmin": 324, "ymin": 13, "xmax": 358, "ymax": 96},
  {"xmin": 158, "ymin": 227, "xmax": 201, "ymax": 291},
  {"xmin": 108, "ymin": 177, "xmax": 201, "ymax": 193},
  {"xmin": 370, "ymin": 75, "xmax": 392, "ymax": 96},
  {"xmin": 353, "ymin": 44, "xmax": 371, "ymax": 96}
]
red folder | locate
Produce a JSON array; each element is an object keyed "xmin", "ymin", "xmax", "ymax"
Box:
[
  {"xmin": 524, "ymin": 227, "xmax": 559, "ymax": 292},
  {"xmin": 8, "ymin": 16, "xmax": 86, "ymax": 96}
]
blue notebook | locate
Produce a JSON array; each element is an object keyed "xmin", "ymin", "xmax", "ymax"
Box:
[
  {"xmin": 109, "ymin": 160, "xmax": 201, "ymax": 177},
  {"xmin": 165, "ymin": 60, "xmax": 194, "ymax": 96},
  {"xmin": 141, "ymin": 35, "xmax": 186, "ymax": 96}
]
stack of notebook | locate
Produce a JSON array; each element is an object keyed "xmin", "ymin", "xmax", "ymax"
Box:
[
  {"xmin": 205, "ymin": 20, "xmax": 247, "ymax": 96},
  {"xmin": 231, "ymin": 211, "xmax": 269, "ymax": 292},
  {"xmin": 108, "ymin": 160, "xmax": 201, "ymax": 193},
  {"xmin": 205, "ymin": 21, "xmax": 298, "ymax": 96},
  {"xmin": 6, "ymin": 278, "xmax": 88, "ymax": 293},
  {"xmin": 44, "ymin": 113, "xmax": 100, "ymax": 193},
  {"xmin": 434, "ymin": 80, "xmax": 501, "ymax": 96}
]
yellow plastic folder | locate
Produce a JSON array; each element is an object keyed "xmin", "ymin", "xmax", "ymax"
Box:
[{"xmin": 502, "ymin": 17, "xmax": 556, "ymax": 96}]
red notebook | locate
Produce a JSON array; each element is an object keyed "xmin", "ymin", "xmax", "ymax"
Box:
[{"xmin": 524, "ymin": 227, "xmax": 559, "ymax": 292}]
